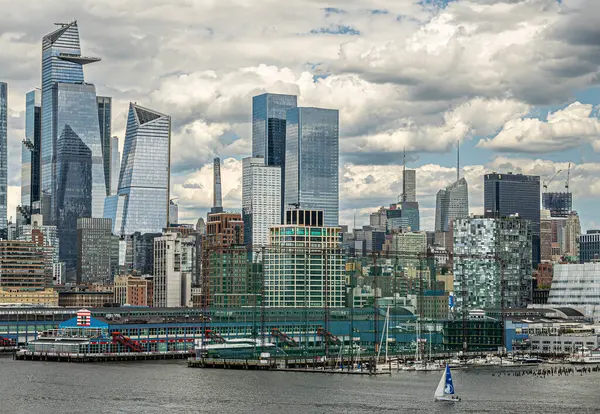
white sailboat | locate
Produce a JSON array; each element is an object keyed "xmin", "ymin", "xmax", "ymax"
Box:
[{"xmin": 434, "ymin": 364, "xmax": 461, "ymax": 402}]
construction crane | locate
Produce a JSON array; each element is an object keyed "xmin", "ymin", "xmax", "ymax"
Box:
[
  {"xmin": 543, "ymin": 169, "xmax": 562, "ymax": 191},
  {"xmin": 565, "ymin": 162, "xmax": 571, "ymax": 193}
]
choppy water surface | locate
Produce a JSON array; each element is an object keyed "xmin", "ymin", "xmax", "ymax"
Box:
[{"xmin": 1, "ymin": 357, "xmax": 600, "ymax": 413}]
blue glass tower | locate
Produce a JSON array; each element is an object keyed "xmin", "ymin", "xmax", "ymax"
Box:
[
  {"xmin": 252, "ymin": 93, "xmax": 297, "ymax": 221},
  {"xmin": 105, "ymin": 103, "xmax": 171, "ymax": 236},
  {"xmin": 97, "ymin": 96, "xmax": 112, "ymax": 196},
  {"xmin": 285, "ymin": 107, "xmax": 339, "ymax": 227},
  {"xmin": 0, "ymin": 82, "xmax": 7, "ymax": 235},
  {"xmin": 22, "ymin": 90, "xmax": 42, "ymax": 209},
  {"xmin": 40, "ymin": 22, "xmax": 105, "ymax": 279}
]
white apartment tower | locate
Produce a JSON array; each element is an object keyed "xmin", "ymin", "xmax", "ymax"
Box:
[
  {"xmin": 153, "ymin": 232, "xmax": 194, "ymax": 307},
  {"xmin": 242, "ymin": 157, "xmax": 281, "ymax": 252}
]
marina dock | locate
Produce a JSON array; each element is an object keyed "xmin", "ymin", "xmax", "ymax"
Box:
[{"xmin": 14, "ymin": 350, "xmax": 194, "ymax": 363}]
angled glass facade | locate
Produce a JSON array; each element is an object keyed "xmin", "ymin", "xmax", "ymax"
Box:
[
  {"xmin": 0, "ymin": 83, "xmax": 7, "ymax": 234},
  {"xmin": 40, "ymin": 22, "xmax": 104, "ymax": 280},
  {"xmin": 285, "ymin": 107, "xmax": 339, "ymax": 227},
  {"xmin": 97, "ymin": 96, "xmax": 112, "ymax": 196},
  {"xmin": 435, "ymin": 177, "xmax": 469, "ymax": 232},
  {"xmin": 107, "ymin": 104, "xmax": 170, "ymax": 236},
  {"xmin": 23, "ymin": 90, "xmax": 42, "ymax": 208},
  {"xmin": 110, "ymin": 136, "xmax": 120, "ymax": 195},
  {"xmin": 40, "ymin": 22, "xmax": 105, "ymax": 224}
]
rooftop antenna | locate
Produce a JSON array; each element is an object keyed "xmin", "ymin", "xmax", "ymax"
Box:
[
  {"xmin": 566, "ymin": 162, "xmax": 571, "ymax": 193},
  {"xmin": 457, "ymin": 140, "xmax": 460, "ymax": 182},
  {"xmin": 402, "ymin": 146, "xmax": 407, "ymax": 203}
]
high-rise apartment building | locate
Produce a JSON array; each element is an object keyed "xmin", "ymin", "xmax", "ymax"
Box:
[
  {"xmin": 453, "ymin": 216, "xmax": 532, "ymax": 314},
  {"xmin": 435, "ymin": 178, "xmax": 469, "ymax": 232},
  {"xmin": 252, "ymin": 93, "xmax": 297, "ymax": 218},
  {"xmin": 403, "ymin": 169, "xmax": 416, "ymax": 202},
  {"xmin": 242, "ymin": 157, "xmax": 281, "ymax": 251},
  {"xmin": 19, "ymin": 214, "xmax": 60, "ymax": 286},
  {"xmin": 22, "ymin": 89, "xmax": 42, "ymax": 209},
  {"xmin": 97, "ymin": 96, "xmax": 112, "ymax": 196},
  {"xmin": 0, "ymin": 240, "xmax": 46, "ymax": 289},
  {"xmin": 484, "ymin": 172, "xmax": 540, "ymax": 266},
  {"xmin": 105, "ymin": 103, "xmax": 171, "ymax": 235},
  {"xmin": 579, "ymin": 230, "xmax": 600, "ymax": 264},
  {"xmin": 383, "ymin": 230, "xmax": 427, "ymax": 269},
  {"xmin": 40, "ymin": 22, "xmax": 106, "ymax": 280},
  {"xmin": 264, "ymin": 209, "xmax": 344, "ymax": 308},
  {"xmin": 285, "ymin": 107, "xmax": 339, "ymax": 226},
  {"xmin": 153, "ymin": 232, "xmax": 194, "ymax": 307},
  {"xmin": 202, "ymin": 212, "xmax": 253, "ymax": 307},
  {"xmin": 77, "ymin": 218, "xmax": 118, "ymax": 285},
  {"xmin": 0, "ymin": 82, "xmax": 7, "ymax": 236},
  {"xmin": 110, "ymin": 136, "xmax": 120, "ymax": 195}
]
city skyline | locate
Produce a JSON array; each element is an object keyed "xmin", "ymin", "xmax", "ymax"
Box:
[{"xmin": 1, "ymin": 2, "xmax": 600, "ymax": 233}]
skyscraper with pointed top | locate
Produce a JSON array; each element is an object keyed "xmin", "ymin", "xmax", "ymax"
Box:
[
  {"xmin": 104, "ymin": 103, "xmax": 171, "ymax": 236},
  {"xmin": 40, "ymin": 22, "xmax": 105, "ymax": 279}
]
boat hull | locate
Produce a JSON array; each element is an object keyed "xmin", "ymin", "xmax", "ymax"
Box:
[{"xmin": 435, "ymin": 396, "xmax": 460, "ymax": 402}]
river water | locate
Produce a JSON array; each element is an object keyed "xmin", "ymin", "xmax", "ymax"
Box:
[{"xmin": 1, "ymin": 356, "xmax": 599, "ymax": 413}]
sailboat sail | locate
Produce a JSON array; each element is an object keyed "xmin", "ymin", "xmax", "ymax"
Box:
[
  {"xmin": 444, "ymin": 365, "xmax": 455, "ymax": 395},
  {"xmin": 434, "ymin": 370, "xmax": 445, "ymax": 398}
]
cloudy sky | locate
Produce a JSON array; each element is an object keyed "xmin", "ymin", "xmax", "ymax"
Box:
[{"xmin": 1, "ymin": 0, "xmax": 600, "ymax": 231}]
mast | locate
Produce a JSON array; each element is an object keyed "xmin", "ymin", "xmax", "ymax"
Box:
[
  {"xmin": 402, "ymin": 146, "xmax": 407, "ymax": 202},
  {"xmin": 456, "ymin": 140, "xmax": 460, "ymax": 182}
]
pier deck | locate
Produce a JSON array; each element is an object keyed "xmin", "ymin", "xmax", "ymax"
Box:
[{"xmin": 14, "ymin": 350, "xmax": 194, "ymax": 363}]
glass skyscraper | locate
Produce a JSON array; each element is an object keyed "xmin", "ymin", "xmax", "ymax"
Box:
[
  {"xmin": 0, "ymin": 82, "xmax": 7, "ymax": 235},
  {"xmin": 285, "ymin": 107, "xmax": 339, "ymax": 227},
  {"xmin": 40, "ymin": 22, "xmax": 105, "ymax": 279},
  {"xmin": 105, "ymin": 103, "xmax": 170, "ymax": 236},
  {"xmin": 252, "ymin": 93, "xmax": 297, "ymax": 220},
  {"xmin": 110, "ymin": 136, "xmax": 120, "ymax": 195},
  {"xmin": 97, "ymin": 96, "xmax": 112, "ymax": 196},
  {"xmin": 435, "ymin": 177, "xmax": 469, "ymax": 232},
  {"xmin": 23, "ymin": 90, "xmax": 42, "ymax": 209},
  {"xmin": 484, "ymin": 172, "xmax": 540, "ymax": 266}
]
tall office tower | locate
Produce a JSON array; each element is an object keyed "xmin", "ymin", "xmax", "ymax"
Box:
[
  {"xmin": 196, "ymin": 218, "xmax": 206, "ymax": 235},
  {"xmin": 484, "ymin": 172, "xmax": 541, "ymax": 266},
  {"xmin": 540, "ymin": 210, "xmax": 553, "ymax": 262},
  {"xmin": 105, "ymin": 103, "xmax": 171, "ymax": 236},
  {"xmin": 97, "ymin": 96, "xmax": 112, "ymax": 196},
  {"xmin": 369, "ymin": 207, "xmax": 387, "ymax": 232},
  {"xmin": 169, "ymin": 199, "xmax": 179, "ymax": 225},
  {"xmin": 453, "ymin": 216, "xmax": 532, "ymax": 314},
  {"xmin": 76, "ymin": 218, "xmax": 119, "ymax": 285},
  {"xmin": 154, "ymin": 232, "xmax": 194, "ymax": 307},
  {"xmin": 0, "ymin": 82, "xmax": 7, "ymax": 236},
  {"xmin": 211, "ymin": 157, "xmax": 223, "ymax": 214},
  {"xmin": 564, "ymin": 212, "xmax": 581, "ymax": 258},
  {"xmin": 110, "ymin": 136, "xmax": 120, "ymax": 195},
  {"xmin": 384, "ymin": 230, "xmax": 428, "ymax": 269},
  {"xmin": 22, "ymin": 90, "xmax": 42, "ymax": 209},
  {"xmin": 264, "ymin": 209, "xmax": 345, "ymax": 308},
  {"xmin": 242, "ymin": 157, "xmax": 281, "ymax": 251},
  {"xmin": 435, "ymin": 178, "xmax": 469, "ymax": 232},
  {"xmin": 40, "ymin": 22, "xmax": 105, "ymax": 280},
  {"xmin": 252, "ymin": 93, "xmax": 297, "ymax": 219},
  {"xmin": 285, "ymin": 107, "xmax": 339, "ymax": 227},
  {"xmin": 403, "ymin": 169, "xmax": 416, "ymax": 202},
  {"xmin": 542, "ymin": 192, "xmax": 572, "ymax": 218}
]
